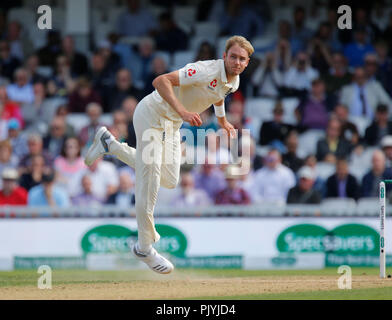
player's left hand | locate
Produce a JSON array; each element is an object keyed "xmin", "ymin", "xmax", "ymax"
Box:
[{"xmin": 218, "ymin": 118, "xmax": 236, "ymax": 139}]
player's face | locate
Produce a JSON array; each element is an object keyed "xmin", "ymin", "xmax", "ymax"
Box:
[{"xmin": 223, "ymin": 44, "xmax": 250, "ymax": 77}]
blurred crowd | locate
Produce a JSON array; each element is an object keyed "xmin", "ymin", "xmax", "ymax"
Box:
[{"xmin": 1, "ymin": 0, "xmax": 392, "ymax": 208}]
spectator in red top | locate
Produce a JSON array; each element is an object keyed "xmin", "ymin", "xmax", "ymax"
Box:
[
  {"xmin": 215, "ymin": 165, "xmax": 251, "ymax": 205},
  {"xmin": 0, "ymin": 167, "xmax": 27, "ymax": 205},
  {"xmin": 68, "ymin": 77, "xmax": 102, "ymax": 113},
  {"xmin": 0, "ymin": 85, "xmax": 23, "ymax": 136}
]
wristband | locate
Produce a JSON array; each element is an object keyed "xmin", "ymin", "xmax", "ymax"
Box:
[{"xmin": 213, "ymin": 103, "xmax": 225, "ymax": 117}]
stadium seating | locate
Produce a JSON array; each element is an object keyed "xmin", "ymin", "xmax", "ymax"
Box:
[
  {"xmin": 320, "ymin": 198, "xmax": 357, "ymax": 216},
  {"xmin": 297, "ymin": 129, "xmax": 325, "ymax": 158},
  {"xmin": 356, "ymin": 198, "xmax": 379, "ymax": 216}
]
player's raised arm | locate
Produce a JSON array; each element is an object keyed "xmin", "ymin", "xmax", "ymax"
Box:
[
  {"xmin": 214, "ymin": 99, "xmax": 236, "ymax": 138},
  {"xmin": 152, "ymin": 71, "xmax": 202, "ymax": 127}
]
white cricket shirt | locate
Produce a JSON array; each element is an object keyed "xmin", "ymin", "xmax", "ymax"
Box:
[{"xmin": 147, "ymin": 59, "xmax": 240, "ymax": 122}]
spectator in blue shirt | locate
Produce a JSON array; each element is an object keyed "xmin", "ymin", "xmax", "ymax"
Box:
[
  {"xmin": 343, "ymin": 27, "xmax": 375, "ymax": 68},
  {"xmin": 117, "ymin": 0, "xmax": 158, "ymax": 37},
  {"xmin": 28, "ymin": 169, "xmax": 70, "ymax": 207},
  {"xmin": 361, "ymin": 149, "xmax": 392, "ymax": 197},
  {"xmin": 218, "ymin": 0, "xmax": 264, "ymax": 40}
]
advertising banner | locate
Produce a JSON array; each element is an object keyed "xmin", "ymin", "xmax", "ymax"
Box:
[{"xmin": 0, "ymin": 217, "xmax": 387, "ymax": 269}]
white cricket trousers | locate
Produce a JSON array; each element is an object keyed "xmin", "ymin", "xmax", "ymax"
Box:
[{"xmin": 110, "ymin": 95, "xmax": 182, "ymax": 252}]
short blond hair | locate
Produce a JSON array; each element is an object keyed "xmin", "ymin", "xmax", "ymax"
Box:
[{"xmin": 225, "ymin": 35, "xmax": 254, "ymax": 57}]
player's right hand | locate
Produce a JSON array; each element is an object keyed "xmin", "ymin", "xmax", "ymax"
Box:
[{"xmin": 181, "ymin": 111, "xmax": 203, "ymax": 127}]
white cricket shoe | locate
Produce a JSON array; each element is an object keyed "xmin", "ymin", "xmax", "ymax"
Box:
[
  {"xmin": 84, "ymin": 126, "xmax": 113, "ymax": 166},
  {"xmin": 132, "ymin": 244, "xmax": 174, "ymax": 274}
]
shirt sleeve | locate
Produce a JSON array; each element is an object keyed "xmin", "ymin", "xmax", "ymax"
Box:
[{"xmin": 178, "ymin": 61, "xmax": 210, "ymax": 86}]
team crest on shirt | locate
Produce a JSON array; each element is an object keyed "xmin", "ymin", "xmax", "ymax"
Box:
[
  {"xmin": 208, "ymin": 79, "xmax": 217, "ymax": 90},
  {"xmin": 186, "ymin": 68, "xmax": 196, "ymax": 77}
]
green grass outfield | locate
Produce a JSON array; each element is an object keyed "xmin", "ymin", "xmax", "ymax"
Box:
[{"xmin": 1, "ymin": 268, "xmax": 392, "ymax": 299}]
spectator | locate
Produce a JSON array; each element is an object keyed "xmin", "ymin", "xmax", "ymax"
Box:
[
  {"xmin": 36, "ymin": 30, "xmax": 62, "ymax": 68},
  {"xmin": 291, "ymin": 6, "xmax": 313, "ymax": 53},
  {"xmin": 21, "ymin": 82, "xmax": 59, "ymax": 135},
  {"xmin": 19, "ymin": 154, "xmax": 46, "ymax": 191},
  {"xmin": 79, "ymin": 102, "xmax": 103, "ymax": 147},
  {"xmin": 195, "ymin": 41, "xmax": 216, "ymax": 61},
  {"xmin": 6, "ymin": 21, "xmax": 33, "ymax": 61},
  {"xmin": 28, "ymin": 168, "xmax": 70, "ymax": 207},
  {"xmin": 24, "ymin": 54, "xmax": 47, "ymax": 84},
  {"xmin": 364, "ymin": 104, "xmax": 392, "ymax": 146},
  {"xmin": 251, "ymin": 52, "xmax": 284, "ymax": 98},
  {"xmin": 0, "ymin": 40, "xmax": 21, "ymax": 81},
  {"xmin": 343, "ymin": 27, "xmax": 375, "ymax": 68},
  {"xmin": 326, "ymin": 158, "xmax": 360, "ymax": 200},
  {"xmin": 364, "ymin": 53, "xmax": 380, "ymax": 82},
  {"xmin": 43, "ymin": 116, "xmax": 68, "ymax": 157},
  {"xmin": 19, "ymin": 134, "xmax": 54, "ymax": 173},
  {"xmin": 0, "ymin": 139, "xmax": 18, "ymax": 185},
  {"xmin": 333, "ymin": 104, "xmax": 360, "ymax": 149},
  {"xmin": 227, "ymin": 99, "xmax": 254, "ymax": 137},
  {"xmin": 316, "ymin": 118, "xmax": 352, "ymax": 163},
  {"xmin": 72, "ymin": 174, "xmax": 103, "ymax": 206},
  {"xmin": 171, "ymin": 171, "xmax": 211, "ymax": 207},
  {"xmin": 154, "ymin": 12, "xmax": 188, "ymax": 54},
  {"xmin": 73, "ymin": 158, "xmax": 119, "ymax": 202},
  {"xmin": 192, "ymin": 162, "xmax": 226, "ymax": 201},
  {"xmin": 121, "ymin": 97, "xmax": 138, "ymax": 148},
  {"xmin": 312, "ymin": 21, "xmax": 342, "ymax": 53},
  {"xmin": 127, "ymin": 37, "xmax": 156, "ymax": 88},
  {"xmin": 97, "ymin": 40, "xmax": 122, "ymax": 82},
  {"xmin": 259, "ymin": 102, "xmax": 294, "ymax": 148},
  {"xmin": 251, "ymin": 149, "xmax": 296, "ymax": 203},
  {"xmin": 296, "ymin": 78, "xmax": 334, "ymax": 131},
  {"xmin": 362, "ymin": 149, "xmax": 392, "ymax": 197},
  {"xmin": 0, "ymin": 167, "xmax": 27, "ymax": 205},
  {"xmin": 0, "ymin": 85, "xmax": 23, "ymax": 136},
  {"xmin": 61, "ymin": 35, "xmax": 88, "ymax": 77},
  {"xmin": 321, "ymin": 52, "xmax": 352, "ymax": 98},
  {"xmin": 106, "ymin": 69, "xmax": 142, "ymax": 112},
  {"xmin": 282, "ymin": 131, "xmax": 304, "ymax": 173},
  {"xmin": 117, "ymin": 0, "xmax": 158, "ymax": 37},
  {"xmin": 6, "ymin": 68, "xmax": 34, "ymax": 104},
  {"xmin": 143, "ymin": 56, "xmax": 169, "ymax": 96},
  {"xmin": 49, "ymin": 54, "xmax": 76, "ymax": 95},
  {"xmin": 68, "ymin": 77, "xmax": 102, "ymax": 113},
  {"xmin": 306, "ymin": 28, "xmax": 333, "ymax": 75},
  {"xmin": 287, "ymin": 166, "xmax": 321, "ymax": 204},
  {"xmin": 275, "ymin": 21, "xmax": 298, "ymax": 58},
  {"xmin": 55, "ymin": 104, "xmax": 75, "ymax": 137},
  {"xmin": 215, "ymin": 164, "xmax": 251, "ymax": 205},
  {"xmin": 109, "ymin": 109, "xmax": 128, "ymax": 144},
  {"xmin": 340, "ymin": 67, "xmax": 391, "ymax": 119},
  {"xmin": 107, "ymin": 172, "xmax": 135, "ymax": 206},
  {"xmin": 182, "ymin": 108, "xmax": 219, "ymax": 149},
  {"xmin": 7, "ymin": 119, "xmax": 28, "ymax": 160},
  {"xmin": 374, "ymin": 41, "xmax": 392, "ymax": 96},
  {"xmin": 54, "ymin": 136, "xmax": 87, "ymax": 196},
  {"xmin": 218, "ymin": 0, "xmax": 264, "ymax": 40},
  {"xmin": 303, "ymin": 154, "xmax": 326, "ymax": 195},
  {"xmin": 90, "ymin": 52, "xmax": 115, "ymax": 104},
  {"xmin": 381, "ymin": 136, "xmax": 392, "ymax": 169},
  {"xmin": 283, "ymin": 52, "xmax": 319, "ymax": 97}
]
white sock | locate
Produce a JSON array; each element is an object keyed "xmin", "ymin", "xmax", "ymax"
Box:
[{"xmin": 136, "ymin": 242, "xmax": 152, "ymax": 255}]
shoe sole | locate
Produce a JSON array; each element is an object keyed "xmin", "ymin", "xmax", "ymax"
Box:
[{"xmin": 84, "ymin": 126, "xmax": 108, "ymax": 166}]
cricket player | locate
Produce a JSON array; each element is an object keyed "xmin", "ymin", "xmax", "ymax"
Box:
[{"xmin": 84, "ymin": 35, "xmax": 253, "ymax": 274}]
